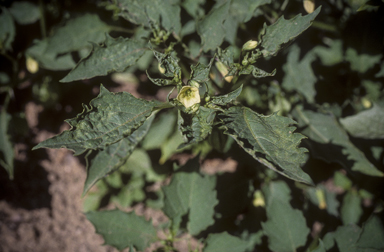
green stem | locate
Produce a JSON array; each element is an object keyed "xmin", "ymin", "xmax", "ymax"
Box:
[{"xmin": 311, "ymin": 20, "xmax": 338, "ymax": 33}]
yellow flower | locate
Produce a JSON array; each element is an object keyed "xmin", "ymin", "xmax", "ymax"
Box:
[{"xmin": 177, "ymin": 86, "xmax": 200, "ymax": 108}]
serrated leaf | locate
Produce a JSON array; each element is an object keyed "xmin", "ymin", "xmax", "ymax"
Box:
[
  {"xmin": 9, "ymin": 1, "xmax": 40, "ymax": 25},
  {"xmin": 190, "ymin": 58, "xmax": 214, "ymax": 84},
  {"xmin": 83, "ymin": 116, "xmax": 154, "ymax": 195},
  {"xmin": 293, "ymin": 107, "xmax": 384, "ymax": 177},
  {"xmin": 209, "ymin": 85, "xmax": 243, "ymax": 106},
  {"xmin": 178, "ymin": 107, "xmax": 216, "ymax": 149},
  {"xmin": 26, "ymin": 39, "xmax": 76, "ymax": 71},
  {"xmin": 340, "ymin": 103, "xmax": 384, "ymax": 139},
  {"xmin": 0, "ymin": 7, "xmax": 15, "ymax": 51},
  {"xmin": 45, "ymin": 14, "xmax": 111, "ymax": 55},
  {"xmin": 356, "ymin": 214, "xmax": 384, "ymax": 250},
  {"xmin": 148, "ymin": 50, "xmax": 182, "ymax": 86},
  {"xmin": 220, "ymin": 106, "xmax": 313, "ymax": 185},
  {"xmin": 282, "ymin": 44, "xmax": 316, "ymax": 103},
  {"xmin": 262, "ymin": 181, "xmax": 310, "ymax": 252},
  {"xmin": 341, "ymin": 191, "xmax": 362, "ymax": 225},
  {"xmin": 86, "ymin": 210, "xmax": 157, "ymax": 251},
  {"xmin": 61, "ymin": 35, "xmax": 147, "ymax": 82},
  {"xmin": 33, "ymin": 85, "xmax": 161, "ymax": 155},
  {"xmin": 117, "ymin": 0, "xmax": 181, "ymax": 35},
  {"xmin": 259, "ymin": 7, "xmax": 321, "ymax": 57},
  {"xmin": 162, "ymin": 158, "xmax": 217, "ymax": 235},
  {"xmin": 197, "ymin": 1, "xmax": 230, "ymax": 52},
  {"xmin": 0, "ymin": 109, "xmax": 14, "ymax": 179},
  {"xmin": 204, "ymin": 232, "xmax": 250, "ymax": 252}
]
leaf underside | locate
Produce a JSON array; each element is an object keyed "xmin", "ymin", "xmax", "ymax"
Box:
[{"xmin": 220, "ymin": 106, "xmax": 313, "ymax": 185}]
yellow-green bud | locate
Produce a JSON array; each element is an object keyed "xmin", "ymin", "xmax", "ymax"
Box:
[
  {"xmin": 242, "ymin": 40, "xmax": 258, "ymax": 51},
  {"xmin": 177, "ymin": 86, "xmax": 200, "ymax": 108},
  {"xmin": 158, "ymin": 64, "xmax": 166, "ymax": 74},
  {"xmin": 26, "ymin": 56, "xmax": 39, "ymax": 74},
  {"xmin": 215, "ymin": 61, "xmax": 233, "ymax": 83}
]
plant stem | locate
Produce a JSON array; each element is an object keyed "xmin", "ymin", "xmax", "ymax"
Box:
[{"xmin": 38, "ymin": 0, "xmax": 46, "ymax": 39}]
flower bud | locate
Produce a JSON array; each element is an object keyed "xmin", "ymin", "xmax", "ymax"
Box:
[
  {"xmin": 215, "ymin": 61, "xmax": 233, "ymax": 82},
  {"xmin": 242, "ymin": 40, "xmax": 258, "ymax": 51},
  {"xmin": 26, "ymin": 56, "xmax": 39, "ymax": 74},
  {"xmin": 158, "ymin": 64, "xmax": 166, "ymax": 74},
  {"xmin": 177, "ymin": 86, "xmax": 200, "ymax": 108}
]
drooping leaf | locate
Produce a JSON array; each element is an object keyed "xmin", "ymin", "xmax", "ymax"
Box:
[
  {"xmin": 259, "ymin": 7, "xmax": 321, "ymax": 57},
  {"xmin": 0, "ymin": 109, "xmax": 14, "ymax": 179},
  {"xmin": 33, "ymin": 85, "xmax": 161, "ymax": 155},
  {"xmin": 83, "ymin": 116, "xmax": 154, "ymax": 195},
  {"xmin": 209, "ymin": 84, "xmax": 243, "ymax": 106},
  {"xmin": 86, "ymin": 210, "xmax": 157, "ymax": 251},
  {"xmin": 356, "ymin": 214, "xmax": 384, "ymax": 250},
  {"xmin": 182, "ymin": 0, "xmax": 205, "ymax": 19},
  {"xmin": 282, "ymin": 44, "xmax": 317, "ymax": 103},
  {"xmin": 262, "ymin": 181, "xmax": 310, "ymax": 252},
  {"xmin": 45, "ymin": 13, "xmax": 111, "ymax": 54},
  {"xmin": 9, "ymin": 1, "xmax": 40, "ymax": 25},
  {"xmin": 162, "ymin": 158, "xmax": 218, "ymax": 235},
  {"xmin": 26, "ymin": 39, "xmax": 76, "ymax": 70},
  {"xmin": 190, "ymin": 58, "xmax": 214, "ymax": 85},
  {"xmin": 197, "ymin": 1, "xmax": 230, "ymax": 52},
  {"xmin": 159, "ymin": 129, "xmax": 184, "ymax": 164},
  {"xmin": 219, "ymin": 106, "xmax": 313, "ymax": 185},
  {"xmin": 340, "ymin": 103, "xmax": 384, "ymax": 139},
  {"xmin": 204, "ymin": 232, "xmax": 250, "ymax": 252},
  {"xmin": 0, "ymin": 7, "xmax": 15, "ymax": 51},
  {"xmin": 117, "ymin": 0, "xmax": 181, "ymax": 35},
  {"xmin": 293, "ymin": 107, "xmax": 384, "ymax": 177},
  {"xmin": 147, "ymin": 50, "xmax": 182, "ymax": 86},
  {"xmin": 178, "ymin": 107, "xmax": 216, "ymax": 149},
  {"xmin": 61, "ymin": 35, "xmax": 147, "ymax": 82}
]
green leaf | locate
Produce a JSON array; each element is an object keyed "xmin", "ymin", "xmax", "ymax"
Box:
[
  {"xmin": 341, "ymin": 191, "xmax": 362, "ymax": 225},
  {"xmin": 340, "ymin": 103, "xmax": 384, "ymax": 139},
  {"xmin": 293, "ymin": 107, "xmax": 384, "ymax": 177},
  {"xmin": 204, "ymin": 232, "xmax": 250, "ymax": 252},
  {"xmin": 33, "ymin": 85, "xmax": 160, "ymax": 155},
  {"xmin": 259, "ymin": 7, "xmax": 321, "ymax": 57},
  {"xmin": 141, "ymin": 111, "xmax": 177, "ymax": 150},
  {"xmin": 162, "ymin": 158, "xmax": 218, "ymax": 235},
  {"xmin": 117, "ymin": 0, "xmax": 181, "ymax": 35},
  {"xmin": 178, "ymin": 107, "xmax": 216, "ymax": 149},
  {"xmin": 0, "ymin": 109, "xmax": 14, "ymax": 179},
  {"xmin": 220, "ymin": 106, "xmax": 313, "ymax": 185},
  {"xmin": 356, "ymin": 214, "xmax": 384, "ymax": 250},
  {"xmin": 86, "ymin": 210, "xmax": 157, "ymax": 251},
  {"xmin": 0, "ymin": 7, "xmax": 15, "ymax": 51},
  {"xmin": 26, "ymin": 39, "xmax": 76, "ymax": 71},
  {"xmin": 333, "ymin": 224, "xmax": 362, "ymax": 252},
  {"xmin": 313, "ymin": 39, "xmax": 343, "ymax": 66},
  {"xmin": 262, "ymin": 181, "xmax": 310, "ymax": 252},
  {"xmin": 345, "ymin": 47, "xmax": 382, "ymax": 74},
  {"xmin": 61, "ymin": 35, "xmax": 147, "ymax": 82},
  {"xmin": 9, "ymin": 1, "xmax": 40, "ymax": 25},
  {"xmin": 45, "ymin": 13, "xmax": 111, "ymax": 54},
  {"xmin": 209, "ymin": 85, "xmax": 243, "ymax": 106},
  {"xmin": 310, "ymin": 240, "xmax": 327, "ymax": 252},
  {"xmin": 190, "ymin": 58, "xmax": 214, "ymax": 85},
  {"xmin": 182, "ymin": 0, "xmax": 205, "ymax": 19},
  {"xmin": 282, "ymin": 44, "xmax": 316, "ymax": 103},
  {"xmin": 83, "ymin": 116, "xmax": 154, "ymax": 195},
  {"xmin": 197, "ymin": 1, "xmax": 230, "ymax": 52}
]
